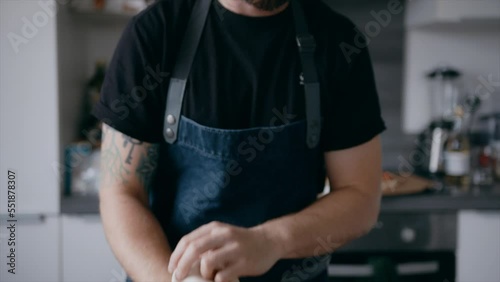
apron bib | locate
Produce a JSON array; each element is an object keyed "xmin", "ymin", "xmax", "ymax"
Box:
[{"xmin": 127, "ymin": 1, "xmax": 329, "ymax": 281}]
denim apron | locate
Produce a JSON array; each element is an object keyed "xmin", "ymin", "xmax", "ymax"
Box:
[{"xmin": 126, "ymin": 1, "xmax": 330, "ymax": 281}]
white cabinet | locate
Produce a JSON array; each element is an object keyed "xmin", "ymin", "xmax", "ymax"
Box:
[
  {"xmin": 0, "ymin": 0, "xmax": 60, "ymax": 214},
  {"xmin": 0, "ymin": 216, "xmax": 60, "ymax": 282},
  {"xmin": 406, "ymin": 0, "xmax": 500, "ymax": 28},
  {"xmin": 457, "ymin": 211, "xmax": 500, "ymax": 282},
  {"xmin": 62, "ymin": 215, "xmax": 125, "ymax": 282}
]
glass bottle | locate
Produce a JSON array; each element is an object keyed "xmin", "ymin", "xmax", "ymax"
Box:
[
  {"xmin": 444, "ymin": 108, "xmax": 471, "ymax": 190},
  {"xmin": 471, "ymin": 133, "xmax": 494, "ymax": 186}
]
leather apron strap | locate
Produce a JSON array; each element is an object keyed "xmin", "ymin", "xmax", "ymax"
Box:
[
  {"xmin": 163, "ymin": 0, "xmax": 322, "ymax": 149},
  {"xmin": 163, "ymin": 0, "xmax": 213, "ymax": 143},
  {"xmin": 291, "ymin": 0, "xmax": 322, "ymax": 149}
]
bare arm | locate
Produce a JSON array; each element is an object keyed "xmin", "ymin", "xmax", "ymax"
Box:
[
  {"xmin": 99, "ymin": 123, "xmax": 172, "ymax": 282},
  {"xmin": 256, "ymin": 135, "xmax": 383, "ymax": 258}
]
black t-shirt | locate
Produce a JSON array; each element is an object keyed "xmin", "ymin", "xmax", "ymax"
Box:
[{"xmin": 92, "ymin": 0, "xmax": 386, "ymax": 151}]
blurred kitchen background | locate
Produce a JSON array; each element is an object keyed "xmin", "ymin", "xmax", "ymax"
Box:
[{"xmin": 1, "ymin": 0, "xmax": 499, "ymax": 281}]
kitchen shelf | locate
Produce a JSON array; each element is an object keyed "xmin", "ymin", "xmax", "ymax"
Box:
[
  {"xmin": 70, "ymin": 7, "xmax": 138, "ymax": 18},
  {"xmin": 68, "ymin": 0, "xmax": 148, "ymax": 22},
  {"xmin": 69, "ymin": 8, "xmax": 138, "ymax": 23},
  {"xmin": 57, "ymin": 0, "xmax": 147, "ymax": 215},
  {"xmin": 405, "ymin": 0, "xmax": 500, "ymax": 29}
]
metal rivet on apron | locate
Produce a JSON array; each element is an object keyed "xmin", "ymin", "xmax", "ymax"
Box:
[
  {"xmin": 167, "ymin": 114, "xmax": 177, "ymax": 125},
  {"xmin": 166, "ymin": 128, "xmax": 175, "ymax": 138}
]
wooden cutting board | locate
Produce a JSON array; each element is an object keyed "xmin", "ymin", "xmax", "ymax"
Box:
[{"xmin": 381, "ymin": 172, "xmax": 434, "ymax": 196}]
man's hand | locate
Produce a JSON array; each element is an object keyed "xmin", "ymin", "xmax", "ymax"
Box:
[{"xmin": 168, "ymin": 221, "xmax": 284, "ymax": 282}]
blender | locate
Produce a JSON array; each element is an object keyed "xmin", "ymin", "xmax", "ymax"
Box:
[
  {"xmin": 427, "ymin": 67, "xmax": 462, "ymax": 122},
  {"xmin": 416, "ymin": 66, "xmax": 463, "ymax": 176}
]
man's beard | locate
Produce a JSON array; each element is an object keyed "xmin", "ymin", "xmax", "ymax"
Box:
[{"xmin": 242, "ymin": 0, "xmax": 290, "ymax": 11}]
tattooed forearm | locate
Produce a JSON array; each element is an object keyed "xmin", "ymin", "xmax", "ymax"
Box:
[
  {"xmin": 100, "ymin": 125, "xmax": 131, "ymax": 185},
  {"xmin": 136, "ymin": 145, "xmax": 160, "ymax": 189}
]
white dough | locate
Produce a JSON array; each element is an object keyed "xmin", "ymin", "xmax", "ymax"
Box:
[
  {"xmin": 172, "ymin": 272, "xmax": 211, "ymax": 282},
  {"xmin": 171, "ymin": 262, "xmax": 239, "ymax": 282}
]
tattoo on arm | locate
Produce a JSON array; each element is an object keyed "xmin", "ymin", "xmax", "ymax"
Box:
[
  {"xmin": 136, "ymin": 145, "xmax": 160, "ymax": 189},
  {"xmin": 123, "ymin": 135, "xmax": 144, "ymax": 165},
  {"xmin": 100, "ymin": 124, "xmax": 159, "ymax": 190},
  {"xmin": 100, "ymin": 125, "xmax": 131, "ymax": 185}
]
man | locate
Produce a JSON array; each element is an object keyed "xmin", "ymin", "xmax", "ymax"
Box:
[{"xmin": 92, "ymin": 0, "xmax": 386, "ymax": 281}]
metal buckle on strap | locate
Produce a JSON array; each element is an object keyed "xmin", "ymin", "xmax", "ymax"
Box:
[{"xmin": 296, "ymin": 34, "xmax": 316, "ymax": 53}]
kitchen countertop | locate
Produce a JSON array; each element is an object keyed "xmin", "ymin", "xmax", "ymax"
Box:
[
  {"xmin": 380, "ymin": 184, "xmax": 500, "ymax": 212},
  {"xmin": 61, "ymin": 184, "xmax": 500, "ymax": 215}
]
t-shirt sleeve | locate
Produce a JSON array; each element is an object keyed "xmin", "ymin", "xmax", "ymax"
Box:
[
  {"xmin": 321, "ymin": 23, "xmax": 386, "ymax": 152},
  {"xmin": 91, "ymin": 16, "xmax": 168, "ymax": 143}
]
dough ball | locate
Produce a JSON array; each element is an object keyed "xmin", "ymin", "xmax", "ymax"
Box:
[
  {"xmin": 176, "ymin": 275, "xmax": 212, "ymax": 282},
  {"xmin": 172, "ymin": 269, "xmax": 239, "ymax": 282},
  {"xmin": 171, "ymin": 260, "xmax": 239, "ymax": 282}
]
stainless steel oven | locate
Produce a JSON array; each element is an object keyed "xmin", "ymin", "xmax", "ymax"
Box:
[{"xmin": 328, "ymin": 213, "xmax": 457, "ymax": 282}]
